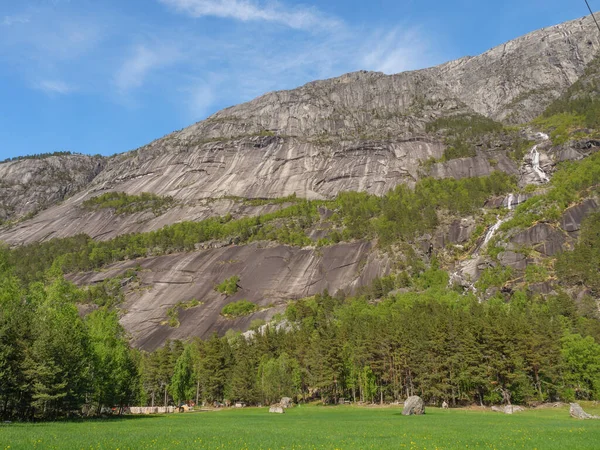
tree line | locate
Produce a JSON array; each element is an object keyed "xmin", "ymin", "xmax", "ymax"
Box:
[
  {"xmin": 143, "ymin": 264, "xmax": 600, "ymax": 409},
  {"xmin": 0, "ymin": 262, "xmax": 139, "ymax": 420},
  {"xmin": 3, "ymin": 254, "xmax": 599, "ymax": 420}
]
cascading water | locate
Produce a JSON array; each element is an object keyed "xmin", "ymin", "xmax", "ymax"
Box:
[
  {"xmin": 530, "ymin": 133, "xmax": 550, "ymax": 183},
  {"xmin": 478, "ymin": 193, "xmax": 514, "ymax": 250},
  {"xmin": 481, "ymin": 217, "xmax": 506, "ymax": 248},
  {"xmin": 507, "ymin": 193, "xmax": 515, "ymax": 211},
  {"xmin": 448, "ymin": 132, "xmax": 551, "ymax": 294}
]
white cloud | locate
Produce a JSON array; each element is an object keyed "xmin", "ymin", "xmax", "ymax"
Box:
[
  {"xmin": 2, "ymin": 15, "xmax": 30, "ymax": 26},
  {"xmin": 115, "ymin": 44, "xmax": 182, "ymax": 92},
  {"xmin": 188, "ymin": 80, "xmax": 217, "ymax": 119},
  {"xmin": 115, "ymin": 46, "xmax": 161, "ymax": 91},
  {"xmin": 35, "ymin": 79, "xmax": 74, "ymax": 94},
  {"xmin": 158, "ymin": 0, "xmax": 341, "ymax": 31},
  {"xmin": 360, "ymin": 27, "xmax": 433, "ymax": 74}
]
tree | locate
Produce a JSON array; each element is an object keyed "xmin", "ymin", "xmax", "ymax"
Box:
[
  {"xmin": 0, "ymin": 272, "xmax": 31, "ymax": 420},
  {"xmin": 229, "ymin": 338, "xmax": 258, "ymax": 404},
  {"xmin": 87, "ymin": 309, "xmax": 140, "ymax": 414},
  {"xmin": 25, "ymin": 276, "xmax": 91, "ymax": 419},
  {"xmin": 171, "ymin": 344, "xmax": 196, "ymax": 405},
  {"xmin": 199, "ymin": 334, "xmax": 231, "ymax": 403},
  {"xmin": 560, "ymin": 332, "xmax": 600, "ymax": 400}
]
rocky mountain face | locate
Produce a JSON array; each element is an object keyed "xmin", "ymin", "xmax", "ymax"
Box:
[
  {"xmin": 0, "ymin": 154, "xmax": 105, "ymax": 224},
  {"xmin": 2, "ymin": 15, "xmax": 599, "ymax": 238},
  {"xmin": 1, "ymin": 14, "xmax": 600, "ymax": 348},
  {"xmin": 70, "ymin": 241, "xmax": 387, "ymax": 349}
]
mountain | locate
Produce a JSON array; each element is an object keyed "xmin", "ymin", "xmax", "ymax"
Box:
[{"xmin": 1, "ymin": 14, "xmax": 600, "ymax": 350}]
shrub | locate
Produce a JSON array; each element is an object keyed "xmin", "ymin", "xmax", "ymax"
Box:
[
  {"xmin": 215, "ymin": 276, "xmax": 240, "ymax": 296},
  {"xmin": 82, "ymin": 192, "xmax": 175, "ymax": 216},
  {"xmin": 221, "ymin": 300, "xmax": 258, "ymax": 318}
]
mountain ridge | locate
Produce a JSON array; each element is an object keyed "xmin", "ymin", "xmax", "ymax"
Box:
[{"xmin": 1, "ymin": 13, "xmax": 600, "ymax": 349}]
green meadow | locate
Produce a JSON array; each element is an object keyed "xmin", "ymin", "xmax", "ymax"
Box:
[{"xmin": 2, "ymin": 404, "xmax": 600, "ymax": 450}]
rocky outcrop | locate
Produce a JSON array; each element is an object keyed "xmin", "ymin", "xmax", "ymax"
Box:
[
  {"xmin": 498, "ymin": 251, "xmax": 528, "ymax": 270},
  {"xmin": 0, "ymin": 155, "xmax": 105, "ymax": 223},
  {"xmin": 69, "ymin": 241, "xmax": 389, "ymax": 350},
  {"xmin": 553, "ymin": 139, "xmax": 600, "ymax": 162},
  {"xmin": 269, "ymin": 406, "xmax": 285, "ymax": 414},
  {"xmin": 402, "ymin": 396, "xmax": 425, "ymax": 416},
  {"xmin": 570, "ymin": 403, "xmax": 600, "ymax": 419},
  {"xmin": 1, "ymin": 15, "xmax": 599, "ymax": 246},
  {"xmin": 429, "ymin": 154, "xmax": 518, "ymax": 181},
  {"xmin": 435, "ymin": 218, "xmax": 476, "ymax": 248},
  {"xmin": 431, "ymin": 15, "xmax": 600, "ymax": 123},
  {"xmin": 87, "ymin": 137, "xmax": 443, "ymax": 201},
  {"xmin": 511, "ymin": 223, "xmax": 566, "ymax": 256},
  {"xmin": 561, "ymin": 199, "xmax": 599, "ymax": 234},
  {"xmin": 491, "ymin": 405, "xmax": 526, "ymax": 414},
  {"xmin": 0, "ymin": 197, "xmax": 284, "ymax": 245},
  {"xmin": 1, "ymin": 15, "xmax": 600, "ymax": 348}
]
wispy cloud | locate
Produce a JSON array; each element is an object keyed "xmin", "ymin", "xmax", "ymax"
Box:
[
  {"xmin": 115, "ymin": 44, "xmax": 182, "ymax": 92},
  {"xmin": 360, "ymin": 27, "xmax": 433, "ymax": 74},
  {"xmin": 0, "ymin": 0, "xmax": 444, "ymax": 129},
  {"xmin": 158, "ymin": 0, "xmax": 341, "ymax": 31},
  {"xmin": 2, "ymin": 15, "xmax": 30, "ymax": 26},
  {"xmin": 35, "ymin": 79, "xmax": 74, "ymax": 95},
  {"xmin": 187, "ymin": 80, "xmax": 217, "ymax": 119}
]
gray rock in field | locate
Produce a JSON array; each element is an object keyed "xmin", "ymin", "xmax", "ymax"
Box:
[
  {"xmin": 402, "ymin": 396, "xmax": 425, "ymax": 416},
  {"xmin": 570, "ymin": 403, "xmax": 600, "ymax": 419},
  {"xmin": 491, "ymin": 405, "xmax": 525, "ymax": 414},
  {"xmin": 269, "ymin": 405, "xmax": 285, "ymax": 414},
  {"xmin": 280, "ymin": 397, "xmax": 293, "ymax": 408}
]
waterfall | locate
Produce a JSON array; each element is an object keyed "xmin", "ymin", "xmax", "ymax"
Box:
[
  {"xmin": 530, "ymin": 133, "xmax": 550, "ymax": 183},
  {"xmin": 481, "ymin": 215, "xmax": 506, "ymax": 247},
  {"xmin": 507, "ymin": 193, "xmax": 515, "ymax": 211},
  {"xmin": 449, "ymin": 132, "xmax": 551, "ymax": 295}
]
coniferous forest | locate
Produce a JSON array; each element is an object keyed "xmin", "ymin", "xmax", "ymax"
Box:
[{"xmin": 1, "ymin": 202, "xmax": 599, "ymax": 420}]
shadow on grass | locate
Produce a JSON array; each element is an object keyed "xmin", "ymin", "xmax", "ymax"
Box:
[{"xmin": 3, "ymin": 414, "xmax": 165, "ymax": 426}]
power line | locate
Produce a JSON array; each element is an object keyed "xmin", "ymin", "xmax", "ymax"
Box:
[{"xmin": 585, "ymin": 0, "xmax": 600, "ymax": 35}]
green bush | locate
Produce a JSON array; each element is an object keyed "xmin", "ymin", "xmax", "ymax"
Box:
[
  {"xmin": 475, "ymin": 266, "xmax": 513, "ymax": 292},
  {"xmin": 221, "ymin": 300, "xmax": 258, "ymax": 318},
  {"xmin": 216, "ymin": 276, "xmax": 240, "ymax": 296},
  {"xmin": 82, "ymin": 192, "xmax": 175, "ymax": 216},
  {"xmin": 525, "ymin": 265, "xmax": 549, "ymax": 284},
  {"xmin": 426, "ymin": 114, "xmax": 505, "ymax": 161}
]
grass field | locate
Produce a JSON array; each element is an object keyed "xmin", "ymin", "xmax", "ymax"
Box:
[{"xmin": 2, "ymin": 404, "xmax": 600, "ymax": 450}]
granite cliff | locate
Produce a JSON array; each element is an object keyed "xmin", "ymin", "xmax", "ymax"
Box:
[{"xmin": 1, "ymin": 14, "xmax": 600, "ymax": 348}]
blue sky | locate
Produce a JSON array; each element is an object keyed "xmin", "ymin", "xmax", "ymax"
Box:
[{"xmin": 0, "ymin": 0, "xmax": 596, "ymax": 160}]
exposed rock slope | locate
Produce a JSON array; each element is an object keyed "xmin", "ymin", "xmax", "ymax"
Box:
[
  {"xmin": 1, "ymin": 14, "xmax": 599, "ymax": 246},
  {"xmin": 0, "ymin": 155, "xmax": 105, "ymax": 224},
  {"xmin": 431, "ymin": 15, "xmax": 600, "ymax": 123},
  {"xmin": 70, "ymin": 241, "xmax": 388, "ymax": 350}
]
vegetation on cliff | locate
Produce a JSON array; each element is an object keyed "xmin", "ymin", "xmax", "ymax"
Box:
[
  {"xmin": 82, "ymin": 192, "xmax": 175, "ymax": 216},
  {"xmin": 5, "ymin": 171, "xmax": 516, "ymax": 283}
]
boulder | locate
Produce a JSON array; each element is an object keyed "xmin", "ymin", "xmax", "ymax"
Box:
[
  {"xmin": 561, "ymin": 199, "xmax": 599, "ymax": 233},
  {"xmin": 527, "ymin": 281, "xmax": 555, "ymax": 296},
  {"xmin": 440, "ymin": 218, "xmax": 476, "ymax": 246},
  {"xmin": 269, "ymin": 405, "xmax": 285, "ymax": 414},
  {"xmin": 498, "ymin": 251, "xmax": 527, "ymax": 270},
  {"xmin": 280, "ymin": 397, "xmax": 293, "ymax": 408},
  {"xmin": 570, "ymin": 403, "xmax": 600, "ymax": 419},
  {"xmin": 402, "ymin": 396, "xmax": 425, "ymax": 416},
  {"xmin": 511, "ymin": 223, "xmax": 565, "ymax": 256},
  {"xmin": 491, "ymin": 405, "xmax": 525, "ymax": 414}
]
